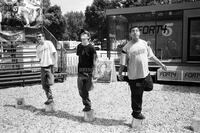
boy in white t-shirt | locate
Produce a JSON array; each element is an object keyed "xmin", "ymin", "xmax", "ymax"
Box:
[
  {"xmin": 36, "ymin": 32, "xmax": 57, "ymax": 105},
  {"xmin": 118, "ymin": 26, "xmax": 167, "ymax": 120}
]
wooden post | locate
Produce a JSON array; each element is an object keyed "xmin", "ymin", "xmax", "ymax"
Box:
[
  {"xmin": 131, "ymin": 118, "xmax": 143, "ymax": 130},
  {"xmin": 191, "ymin": 117, "xmax": 200, "ymax": 132},
  {"xmin": 84, "ymin": 109, "xmax": 94, "ymax": 122},
  {"xmin": 45, "ymin": 102, "xmax": 55, "ymax": 112},
  {"xmin": 15, "ymin": 98, "xmax": 25, "ymax": 108}
]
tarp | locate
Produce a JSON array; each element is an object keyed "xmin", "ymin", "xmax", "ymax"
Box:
[
  {"xmin": 1, "ymin": 0, "xmax": 42, "ymax": 27},
  {"xmin": 0, "ymin": 30, "xmax": 25, "ymax": 42}
]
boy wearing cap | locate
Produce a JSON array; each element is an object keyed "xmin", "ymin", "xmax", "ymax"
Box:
[{"xmin": 76, "ymin": 30, "xmax": 97, "ymax": 112}]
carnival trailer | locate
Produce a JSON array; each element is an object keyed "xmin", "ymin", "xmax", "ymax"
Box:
[
  {"xmin": 106, "ymin": 1, "xmax": 200, "ymax": 83},
  {"xmin": 0, "ymin": 0, "xmax": 67, "ymax": 86}
]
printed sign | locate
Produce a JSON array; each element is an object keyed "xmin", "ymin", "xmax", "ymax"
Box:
[
  {"xmin": 183, "ymin": 71, "xmax": 200, "ymax": 82},
  {"xmin": 95, "ymin": 58, "xmax": 117, "ymax": 83},
  {"xmin": 129, "ymin": 20, "xmax": 182, "ymax": 60},
  {"xmin": 157, "ymin": 68, "xmax": 200, "ymax": 83},
  {"xmin": 157, "ymin": 68, "xmax": 182, "ymax": 81}
]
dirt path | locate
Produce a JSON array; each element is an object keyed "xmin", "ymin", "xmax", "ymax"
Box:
[{"xmin": 0, "ymin": 77, "xmax": 200, "ymax": 133}]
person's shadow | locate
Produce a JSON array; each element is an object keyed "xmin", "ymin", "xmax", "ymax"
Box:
[{"xmin": 4, "ymin": 104, "xmax": 128, "ymax": 127}]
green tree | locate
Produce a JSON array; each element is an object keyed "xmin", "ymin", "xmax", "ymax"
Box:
[
  {"xmin": 108, "ymin": 0, "xmax": 124, "ymax": 9},
  {"xmin": 42, "ymin": 0, "xmax": 51, "ymax": 13},
  {"xmin": 85, "ymin": 0, "xmax": 109, "ymax": 42},
  {"xmin": 84, "ymin": 0, "xmax": 145, "ymax": 42},
  {"xmin": 64, "ymin": 11, "xmax": 85, "ymax": 41},
  {"xmin": 44, "ymin": 5, "xmax": 66, "ymax": 40}
]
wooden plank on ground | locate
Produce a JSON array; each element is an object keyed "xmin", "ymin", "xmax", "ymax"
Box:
[
  {"xmin": 0, "ymin": 61, "xmax": 39, "ymax": 65},
  {"xmin": 0, "ymin": 75, "xmax": 41, "ymax": 81},
  {"xmin": 0, "ymin": 72, "xmax": 41, "ymax": 78}
]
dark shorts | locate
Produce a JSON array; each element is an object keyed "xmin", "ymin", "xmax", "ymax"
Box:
[{"xmin": 41, "ymin": 65, "xmax": 54, "ymax": 87}]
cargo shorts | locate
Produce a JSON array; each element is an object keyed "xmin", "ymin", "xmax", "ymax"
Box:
[{"xmin": 41, "ymin": 65, "xmax": 54, "ymax": 86}]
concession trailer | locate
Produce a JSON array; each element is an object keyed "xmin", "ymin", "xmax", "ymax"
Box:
[{"xmin": 106, "ymin": 1, "xmax": 200, "ymax": 83}]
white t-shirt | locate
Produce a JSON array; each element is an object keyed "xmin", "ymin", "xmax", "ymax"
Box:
[
  {"xmin": 122, "ymin": 39, "xmax": 154, "ymax": 80},
  {"xmin": 36, "ymin": 40, "xmax": 57, "ymax": 67}
]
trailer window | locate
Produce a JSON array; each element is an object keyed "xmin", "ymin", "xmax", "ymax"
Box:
[
  {"xmin": 107, "ymin": 15, "xmax": 128, "ymax": 58},
  {"xmin": 107, "ymin": 11, "xmax": 182, "ymax": 62},
  {"xmin": 188, "ymin": 18, "xmax": 200, "ymax": 61}
]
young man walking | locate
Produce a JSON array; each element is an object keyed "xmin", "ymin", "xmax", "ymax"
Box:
[
  {"xmin": 36, "ymin": 32, "xmax": 57, "ymax": 105},
  {"xmin": 76, "ymin": 30, "xmax": 97, "ymax": 112},
  {"xmin": 118, "ymin": 26, "xmax": 167, "ymax": 120}
]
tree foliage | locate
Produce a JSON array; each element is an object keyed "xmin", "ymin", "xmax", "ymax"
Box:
[
  {"xmin": 84, "ymin": 0, "xmax": 171, "ymax": 42},
  {"xmin": 85, "ymin": 0, "xmax": 110, "ymax": 42},
  {"xmin": 84, "ymin": 0, "xmax": 124, "ymax": 41},
  {"xmin": 43, "ymin": 5, "xmax": 66, "ymax": 40},
  {"xmin": 42, "ymin": 0, "xmax": 51, "ymax": 13},
  {"xmin": 63, "ymin": 11, "xmax": 85, "ymax": 41}
]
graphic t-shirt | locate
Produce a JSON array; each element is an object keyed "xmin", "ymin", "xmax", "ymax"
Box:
[
  {"xmin": 36, "ymin": 40, "xmax": 57, "ymax": 67},
  {"xmin": 122, "ymin": 39, "xmax": 154, "ymax": 80},
  {"xmin": 76, "ymin": 43, "xmax": 96, "ymax": 74}
]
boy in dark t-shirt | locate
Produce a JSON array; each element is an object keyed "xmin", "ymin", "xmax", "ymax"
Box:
[{"xmin": 76, "ymin": 30, "xmax": 97, "ymax": 112}]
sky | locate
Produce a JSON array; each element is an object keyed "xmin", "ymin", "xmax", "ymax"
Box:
[{"xmin": 50, "ymin": 0, "xmax": 94, "ymax": 14}]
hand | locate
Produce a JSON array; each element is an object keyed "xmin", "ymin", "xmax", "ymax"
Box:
[
  {"xmin": 92, "ymin": 76, "xmax": 97, "ymax": 83},
  {"xmin": 118, "ymin": 74, "xmax": 124, "ymax": 81},
  {"xmin": 161, "ymin": 64, "xmax": 167, "ymax": 71}
]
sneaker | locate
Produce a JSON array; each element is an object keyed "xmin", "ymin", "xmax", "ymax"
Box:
[
  {"xmin": 44, "ymin": 99, "xmax": 54, "ymax": 105},
  {"xmin": 82, "ymin": 107, "xmax": 91, "ymax": 112},
  {"xmin": 133, "ymin": 113, "xmax": 145, "ymax": 120}
]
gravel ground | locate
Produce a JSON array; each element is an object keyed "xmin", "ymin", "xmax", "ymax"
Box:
[{"xmin": 0, "ymin": 76, "xmax": 200, "ymax": 133}]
